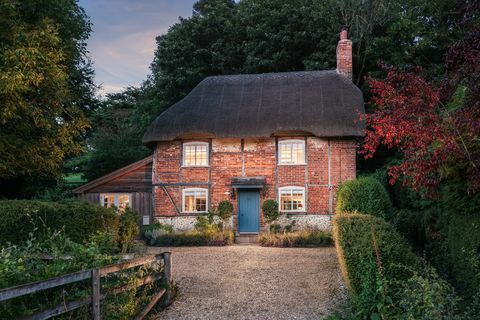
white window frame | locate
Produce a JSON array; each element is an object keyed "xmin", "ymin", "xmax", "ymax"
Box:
[
  {"xmin": 100, "ymin": 193, "xmax": 132, "ymax": 211},
  {"xmin": 182, "ymin": 141, "xmax": 209, "ymax": 167},
  {"xmin": 278, "ymin": 186, "xmax": 306, "ymax": 212},
  {"xmin": 182, "ymin": 188, "xmax": 208, "ymax": 213},
  {"xmin": 278, "ymin": 139, "xmax": 306, "ymax": 165}
]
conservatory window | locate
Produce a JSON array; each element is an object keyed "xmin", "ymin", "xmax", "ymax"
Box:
[
  {"xmin": 183, "ymin": 142, "xmax": 208, "ymax": 166},
  {"xmin": 182, "ymin": 188, "xmax": 208, "ymax": 213},
  {"xmin": 279, "ymin": 187, "xmax": 305, "ymax": 212},
  {"xmin": 278, "ymin": 140, "xmax": 305, "ymax": 164}
]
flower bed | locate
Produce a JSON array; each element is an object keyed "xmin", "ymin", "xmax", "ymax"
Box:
[{"xmin": 259, "ymin": 229, "xmax": 333, "ymax": 247}]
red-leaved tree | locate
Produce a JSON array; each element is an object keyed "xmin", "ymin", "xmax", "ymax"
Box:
[{"xmin": 362, "ymin": 8, "xmax": 480, "ymax": 194}]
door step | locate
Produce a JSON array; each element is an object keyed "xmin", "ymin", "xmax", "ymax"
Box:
[{"xmin": 235, "ymin": 234, "xmax": 259, "ymax": 245}]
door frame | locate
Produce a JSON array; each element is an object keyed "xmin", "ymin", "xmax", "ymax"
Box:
[{"xmin": 237, "ymin": 188, "xmax": 261, "ymax": 234}]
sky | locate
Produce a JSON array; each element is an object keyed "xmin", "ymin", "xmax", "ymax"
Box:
[{"xmin": 79, "ymin": 0, "xmax": 197, "ymax": 95}]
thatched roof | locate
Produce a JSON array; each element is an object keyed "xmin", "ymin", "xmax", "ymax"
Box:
[{"xmin": 143, "ymin": 70, "xmax": 364, "ymax": 144}]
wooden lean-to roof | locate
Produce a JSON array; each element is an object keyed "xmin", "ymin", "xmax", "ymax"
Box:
[
  {"xmin": 143, "ymin": 70, "xmax": 365, "ymax": 145},
  {"xmin": 73, "ymin": 156, "xmax": 153, "ymax": 194}
]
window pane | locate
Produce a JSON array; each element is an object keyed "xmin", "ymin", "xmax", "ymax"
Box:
[
  {"xmin": 103, "ymin": 195, "xmax": 114, "ymax": 208},
  {"xmin": 280, "ymin": 142, "xmax": 304, "ymax": 164},
  {"xmin": 184, "ymin": 195, "xmax": 195, "ymax": 211},
  {"xmin": 184, "ymin": 146, "xmax": 195, "ymax": 166},
  {"xmin": 196, "ymin": 145, "xmax": 207, "ymax": 165},
  {"xmin": 280, "ymin": 188, "xmax": 304, "ymax": 211},
  {"xmin": 118, "ymin": 195, "xmax": 130, "ymax": 211}
]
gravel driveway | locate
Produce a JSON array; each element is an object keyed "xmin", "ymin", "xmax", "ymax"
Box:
[{"xmin": 148, "ymin": 245, "xmax": 345, "ymax": 320}]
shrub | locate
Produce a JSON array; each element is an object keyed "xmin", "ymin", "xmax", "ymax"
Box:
[
  {"xmin": 259, "ymin": 229, "xmax": 333, "ymax": 247},
  {"xmin": 0, "ymin": 199, "xmax": 119, "ymax": 244},
  {"xmin": 262, "ymin": 199, "xmax": 279, "ymax": 223},
  {"xmin": 269, "ymin": 223, "xmax": 282, "ymax": 234},
  {"xmin": 447, "ymin": 211, "xmax": 480, "ymax": 298},
  {"xmin": 336, "ymin": 177, "xmax": 393, "ymax": 219},
  {"xmin": 216, "ymin": 200, "xmax": 233, "ymax": 222},
  {"xmin": 118, "ymin": 207, "xmax": 140, "ymax": 253},
  {"xmin": 333, "ymin": 213, "xmax": 459, "ymax": 319},
  {"xmin": 144, "ymin": 216, "xmax": 234, "ymax": 246}
]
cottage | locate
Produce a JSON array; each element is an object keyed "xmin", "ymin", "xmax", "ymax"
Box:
[{"xmin": 74, "ymin": 30, "xmax": 364, "ymax": 234}]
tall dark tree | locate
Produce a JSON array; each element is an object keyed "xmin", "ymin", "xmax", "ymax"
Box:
[{"xmin": 0, "ymin": 0, "xmax": 96, "ymax": 198}]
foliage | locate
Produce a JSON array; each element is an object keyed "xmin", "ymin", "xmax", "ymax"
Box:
[
  {"xmin": 144, "ymin": 216, "xmax": 234, "ymax": 246},
  {"xmin": 216, "ymin": 200, "xmax": 233, "ymax": 221},
  {"xmin": 118, "ymin": 207, "xmax": 140, "ymax": 253},
  {"xmin": 362, "ymin": 1, "xmax": 480, "ymax": 194},
  {"xmin": 259, "ymin": 229, "xmax": 333, "ymax": 247},
  {"xmin": 0, "ymin": 228, "xmax": 163, "ymax": 319},
  {"xmin": 333, "ymin": 213, "xmax": 460, "ymax": 319},
  {"xmin": 80, "ymin": 87, "xmax": 152, "ymax": 181},
  {"xmin": 269, "ymin": 223, "xmax": 282, "ymax": 234},
  {"xmin": 446, "ymin": 208, "xmax": 480, "ymax": 299},
  {"xmin": 262, "ymin": 199, "xmax": 279, "ymax": 223},
  {"xmin": 336, "ymin": 177, "xmax": 392, "ymax": 219},
  {"xmin": 0, "ymin": 0, "xmax": 96, "ymax": 198},
  {"xmin": 0, "ymin": 199, "xmax": 119, "ymax": 244}
]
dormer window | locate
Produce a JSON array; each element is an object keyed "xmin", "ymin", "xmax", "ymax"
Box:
[
  {"xmin": 278, "ymin": 140, "xmax": 305, "ymax": 165},
  {"xmin": 183, "ymin": 142, "xmax": 208, "ymax": 166}
]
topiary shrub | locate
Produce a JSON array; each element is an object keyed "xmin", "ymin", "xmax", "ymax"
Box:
[
  {"xmin": 0, "ymin": 199, "xmax": 119, "ymax": 244},
  {"xmin": 216, "ymin": 200, "xmax": 233, "ymax": 221},
  {"xmin": 262, "ymin": 199, "xmax": 279, "ymax": 223},
  {"xmin": 336, "ymin": 177, "xmax": 393, "ymax": 219}
]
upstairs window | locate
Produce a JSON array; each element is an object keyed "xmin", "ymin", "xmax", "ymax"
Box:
[
  {"xmin": 100, "ymin": 193, "xmax": 131, "ymax": 212},
  {"xmin": 182, "ymin": 188, "xmax": 208, "ymax": 213},
  {"xmin": 279, "ymin": 187, "xmax": 305, "ymax": 212},
  {"xmin": 278, "ymin": 140, "xmax": 305, "ymax": 164},
  {"xmin": 183, "ymin": 142, "xmax": 208, "ymax": 166}
]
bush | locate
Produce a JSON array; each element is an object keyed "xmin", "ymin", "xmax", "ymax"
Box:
[
  {"xmin": 118, "ymin": 207, "xmax": 140, "ymax": 253},
  {"xmin": 144, "ymin": 216, "xmax": 234, "ymax": 246},
  {"xmin": 0, "ymin": 229, "xmax": 162, "ymax": 319},
  {"xmin": 262, "ymin": 199, "xmax": 279, "ymax": 223},
  {"xmin": 333, "ymin": 213, "xmax": 459, "ymax": 319},
  {"xmin": 216, "ymin": 200, "xmax": 233, "ymax": 222},
  {"xmin": 259, "ymin": 229, "xmax": 333, "ymax": 247},
  {"xmin": 0, "ymin": 199, "xmax": 119, "ymax": 244},
  {"xmin": 447, "ymin": 212, "xmax": 480, "ymax": 299},
  {"xmin": 336, "ymin": 177, "xmax": 393, "ymax": 219}
]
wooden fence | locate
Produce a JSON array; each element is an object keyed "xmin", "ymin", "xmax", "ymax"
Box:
[{"xmin": 0, "ymin": 252, "xmax": 172, "ymax": 320}]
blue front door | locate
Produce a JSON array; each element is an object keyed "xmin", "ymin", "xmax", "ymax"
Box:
[{"xmin": 238, "ymin": 189, "xmax": 260, "ymax": 233}]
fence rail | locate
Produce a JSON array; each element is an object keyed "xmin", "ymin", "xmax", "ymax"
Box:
[{"xmin": 0, "ymin": 252, "xmax": 172, "ymax": 320}]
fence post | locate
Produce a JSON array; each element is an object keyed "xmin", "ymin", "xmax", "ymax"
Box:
[
  {"xmin": 162, "ymin": 252, "xmax": 172, "ymax": 303},
  {"xmin": 92, "ymin": 268, "xmax": 101, "ymax": 320}
]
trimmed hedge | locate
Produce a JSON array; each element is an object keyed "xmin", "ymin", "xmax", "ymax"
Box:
[
  {"xmin": 0, "ymin": 199, "xmax": 119, "ymax": 244},
  {"xmin": 259, "ymin": 230, "xmax": 333, "ymax": 247},
  {"xmin": 333, "ymin": 213, "xmax": 459, "ymax": 319},
  {"xmin": 333, "ymin": 213, "xmax": 420, "ymax": 294},
  {"xmin": 336, "ymin": 177, "xmax": 393, "ymax": 219}
]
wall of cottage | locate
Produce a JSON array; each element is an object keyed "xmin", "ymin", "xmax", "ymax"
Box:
[{"xmin": 152, "ymin": 137, "xmax": 356, "ymax": 231}]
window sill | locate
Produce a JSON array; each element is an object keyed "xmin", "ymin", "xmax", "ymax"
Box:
[
  {"xmin": 280, "ymin": 211, "xmax": 307, "ymax": 214},
  {"xmin": 181, "ymin": 166, "xmax": 210, "ymax": 168},
  {"xmin": 180, "ymin": 211, "xmax": 208, "ymax": 215},
  {"xmin": 277, "ymin": 163, "xmax": 306, "ymax": 166}
]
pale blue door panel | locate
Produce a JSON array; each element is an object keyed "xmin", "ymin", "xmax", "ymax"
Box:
[{"xmin": 238, "ymin": 189, "xmax": 260, "ymax": 233}]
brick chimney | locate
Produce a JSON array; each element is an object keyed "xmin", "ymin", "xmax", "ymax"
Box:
[{"xmin": 336, "ymin": 27, "xmax": 352, "ymax": 80}]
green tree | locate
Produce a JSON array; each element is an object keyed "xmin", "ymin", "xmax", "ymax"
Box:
[{"xmin": 0, "ymin": 0, "xmax": 96, "ymax": 198}]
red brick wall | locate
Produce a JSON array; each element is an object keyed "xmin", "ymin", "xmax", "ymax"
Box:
[{"xmin": 152, "ymin": 137, "xmax": 357, "ymax": 222}]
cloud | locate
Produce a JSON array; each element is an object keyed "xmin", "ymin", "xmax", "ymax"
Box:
[{"xmin": 79, "ymin": 0, "xmax": 197, "ymax": 94}]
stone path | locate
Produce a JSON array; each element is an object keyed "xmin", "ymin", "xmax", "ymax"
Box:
[{"xmin": 149, "ymin": 245, "xmax": 346, "ymax": 320}]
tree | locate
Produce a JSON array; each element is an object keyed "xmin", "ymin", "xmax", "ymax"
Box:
[
  {"xmin": 0, "ymin": 0, "xmax": 96, "ymax": 198},
  {"xmin": 82, "ymin": 88, "xmax": 151, "ymax": 181}
]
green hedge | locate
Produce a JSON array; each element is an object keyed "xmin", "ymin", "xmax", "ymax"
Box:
[
  {"xmin": 0, "ymin": 199, "xmax": 119, "ymax": 244},
  {"xmin": 333, "ymin": 213, "xmax": 420, "ymax": 294},
  {"xmin": 259, "ymin": 230, "xmax": 333, "ymax": 247},
  {"xmin": 333, "ymin": 213, "xmax": 458, "ymax": 319},
  {"xmin": 336, "ymin": 177, "xmax": 393, "ymax": 219},
  {"xmin": 447, "ymin": 212, "xmax": 480, "ymax": 298}
]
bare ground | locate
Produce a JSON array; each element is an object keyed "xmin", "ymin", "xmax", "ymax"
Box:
[{"xmin": 148, "ymin": 245, "xmax": 346, "ymax": 320}]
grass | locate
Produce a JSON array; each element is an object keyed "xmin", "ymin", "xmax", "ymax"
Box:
[{"xmin": 259, "ymin": 229, "xmax": 333, "ymax": 247}]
